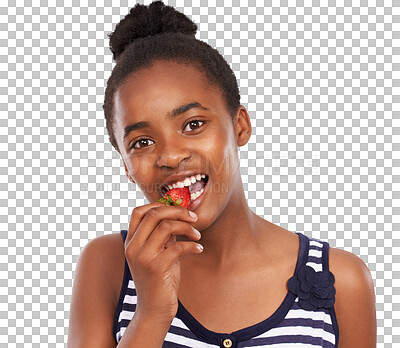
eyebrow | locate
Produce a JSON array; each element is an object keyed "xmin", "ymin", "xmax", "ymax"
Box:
[{"xmin": 123, "ymin": 102, "xmax": 209, "ymax": 141}]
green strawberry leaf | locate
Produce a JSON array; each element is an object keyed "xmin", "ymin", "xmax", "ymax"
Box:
[
  {"xmin": 174, "ymin": 198, "xmax": 183, "ymax": 206},
  {"xmin": 158, "ymin": 193, "xmax": 185, "ymax": 207}
]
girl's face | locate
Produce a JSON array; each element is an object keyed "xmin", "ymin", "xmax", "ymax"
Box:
[{"xmin": 113, "ymin": 60, "xmax": 249, "ymax": 230}]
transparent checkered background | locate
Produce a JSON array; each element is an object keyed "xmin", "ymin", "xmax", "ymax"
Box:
[{"xmin": 1, "ymin": 0, "xmax": 399, "ymax": 346}]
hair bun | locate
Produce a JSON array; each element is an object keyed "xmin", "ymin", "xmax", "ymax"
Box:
[{"xmin": 109, "ymin": 1, "xmax": 198, "ymax": 61}]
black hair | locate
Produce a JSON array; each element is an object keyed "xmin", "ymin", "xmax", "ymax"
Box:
[{"xmin": 103, "ymin": 1, "xmax": 241, "ymax": 152}]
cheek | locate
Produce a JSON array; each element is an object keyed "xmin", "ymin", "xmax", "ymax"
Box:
[
  {"xmin": 124, "ymin": 155, "xmax": 162, "ymax": 197},
  {"xmin": 124, "ymin": 154, "xmax": 156, "ymax": 180},
  {"xmin": 199, "ymin": 131, "xmax": 238, "ymax": 178}
]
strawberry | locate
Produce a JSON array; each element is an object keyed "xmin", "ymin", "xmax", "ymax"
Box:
[{"xmin": 157, "ymin": 186, "xmax": 191, "ymax": 208}]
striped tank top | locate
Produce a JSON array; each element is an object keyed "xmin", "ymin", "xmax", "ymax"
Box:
[{"xmin": 113, "ymin": 230, "xmax": 339, "ymax": 347}]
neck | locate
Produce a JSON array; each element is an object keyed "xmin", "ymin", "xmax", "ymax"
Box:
[{"xmin": 194, "ymin": 177, "xmax": 266, "ymax": 268}]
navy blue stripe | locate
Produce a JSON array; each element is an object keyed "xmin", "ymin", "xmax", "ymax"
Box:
[
  {"xmin": 291, "ymin": 301, "xmax": 301, "ymax": 310},
  {"xmin": 126, "ymin": 287, "xmax": 137, "ymax": 296},
  {"xmin": 121, "ymin": 303, "xmax": 136, "ymax": 312},
  {"xmin": 290, "ymin": 302, "xmax": 330, "ymax": 316},
  {"xmin": 279, "ymin": 317, "xmax": 335, "ymax": 334},
  {"xmin": 321, "ymin": 241, "xmax": 329, "ymax": 271},
  {"xmin": 112, "ymin": 230, "xmax": 130, "ymax": 343},
  {"xmin": 168, "ymin": 323, "xmax": 205, "ymax": 340},
  {"xmin": 119, "ymin": 319, "xmax": 133, "ymax": 329},
  {"xmin": 309, "ymin": 244, "xmax": 322, "ymax": 251},
  {"xmin": 308, "ymin": 255, "xmax": 323, "ymax": 264}
]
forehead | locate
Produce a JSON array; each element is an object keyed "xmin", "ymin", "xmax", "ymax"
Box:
[{"xmin": 114, "ymin": 60, "xmax": 223, "ymax": 121}]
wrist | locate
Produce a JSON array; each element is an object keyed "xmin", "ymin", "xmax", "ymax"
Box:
[{"xmin": 133, "ymin": 308, "xmax": 175, "ymax": 328}]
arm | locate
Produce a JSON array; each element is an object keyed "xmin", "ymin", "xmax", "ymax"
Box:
[
  {"xmin": 67, "ymin": 233, "xmax": 124, "ymax": 347},
  {"xmin": 67, "ymin": 233, "xmax": 171, "ymax": 348},
  {"xmin": 68, "ymin": 202, "xmax": 201, "ymax": 347},
  {"xmin": 330, "ymin": 247, "xmax": 377, "ymax": 348}
]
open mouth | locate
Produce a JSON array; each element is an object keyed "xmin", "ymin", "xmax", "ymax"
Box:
[{"xmin": 161, "ymin": 174, "xmax": 209, "ymax": 201}]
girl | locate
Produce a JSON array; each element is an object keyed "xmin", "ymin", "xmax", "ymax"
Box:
[{"xmin": 68, "ymin": 2, "xmax": 376, "ymax": 347}]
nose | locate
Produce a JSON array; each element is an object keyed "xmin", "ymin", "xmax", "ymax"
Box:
[{"xmin": 155, "ymin": 140, "xmax": 192, "ymax": 168}]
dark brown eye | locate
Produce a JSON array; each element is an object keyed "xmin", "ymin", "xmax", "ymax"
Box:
[
  {"xmin": 184, "ymin": 120, "xmax": 204, "ymax": 132},
  {"xmin": 132, "ymin": 139, "xmax": 154, "ymax": 149}
]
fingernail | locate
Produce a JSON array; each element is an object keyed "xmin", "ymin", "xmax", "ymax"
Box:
[
  {"xmin": 194, "ymin": 229, "xmax": 201, "ymax": 238},
  {"xmin": 197, "ymin": 244, "xmax": 204, "ymax": 252},
  {"xmin": 189, "ymin": 211, "xmax": 197, "ymax": 219}
]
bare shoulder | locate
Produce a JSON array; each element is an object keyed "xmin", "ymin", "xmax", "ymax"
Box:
[
  {"xmin": 329, "ymin": 247, "xmax": 374, "ymax": 289},
  {"xmin": 329, "ymin": 247, "xmax": 377, "ymax": 347},
  {"xmin": 68, "ymin": 233, "xmax": 125, "ymax": 348},
  {"xmin": 79, "ymin": 233, "xmax": 125, "ymax": 273},
  {"xmin": 76, "ymin": 232, "xmax": 126, "ymax": 304}
]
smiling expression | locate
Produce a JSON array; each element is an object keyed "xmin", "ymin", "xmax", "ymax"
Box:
[{"xmin": 113, "ymin": 60, "xmax": 249, "ymax": 229}]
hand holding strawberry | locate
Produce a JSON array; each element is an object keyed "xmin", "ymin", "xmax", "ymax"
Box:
[{"xmin": 124, "ymin": 201, "xmax": 202, "ymax": 331}]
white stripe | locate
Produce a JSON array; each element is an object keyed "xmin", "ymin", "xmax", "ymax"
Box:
[
  {"xmin": 286, "ymin": 308, "xmax": 333, "ymax": 325},
  {"xmin": 248, "ymin": 343, "xmax": 322, "ymax": 348},
  {"xmin": 306, "ymin": 262, "xmax": 322, "ymax": 272},
  {"xmin": 116, "ymin": 326, "xmax": 126, "ymax": 343},
  {"xmin": 254, "ymin": 325, "xmax": 335, "ymax": 344},
  {"xmin": 127, "ymin": 280, "xmax": 135, "ymax": 288},
  {"xmin": 164, "ymin": 331, "xmax": 219, "ymax": 347},
  {"xmin": 309, "ymin": 240, "xmax": 323, "ymax": 248},
  {"xmin": 118, "ymin": 309, "xmax": 134, "ymax": 321},
  {"xmin": 170, "ymin": 316, "xmax": 191, "ymax": 330},
  {"xmin": 117, "ymin": 309, "xmax": 190, "ymax": 329},
  {"xmin": 123, "ymin": 294, "xmax": 137, "ymax": 304},
  {"xmin": 308, "ymin": 249, "xmax": 322, "ymax": 258}
]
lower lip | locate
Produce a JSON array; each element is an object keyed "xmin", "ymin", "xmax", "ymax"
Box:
[{"xmin": 188, "ymin": 179, "xmax": 209, "ymax": 211}]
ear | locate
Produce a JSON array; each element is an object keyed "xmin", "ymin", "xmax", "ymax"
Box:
[
  {"xmin": 122, "ymin": 160, "xmax": 136, "ymax": 184},
  {"xmin": 233, "ymin": 105, "xmax": 252, "ymax": 147}
]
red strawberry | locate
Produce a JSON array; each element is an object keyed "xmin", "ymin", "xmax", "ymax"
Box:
[{"xmin": 157, "ymin": 186, "xmax": 191, "ymax": 208}]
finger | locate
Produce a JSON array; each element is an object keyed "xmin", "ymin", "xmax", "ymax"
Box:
[
  {"xmin": 160, "ymin": 241, "xmax": 204, "ymax": 267},
  {"xmin": 145, "ymin": 220, "xmax": 201, "ymax": 253},
  {"xmin": 127, "ymin": 205, "xmax": 198, "ymax": 249},
  {"xmin": 126, "ymin": 202, "xmax": 166, "ymax": 247},
  {"xmin": 164, "ymin": 234, "xmax": 176, "ymax": 249}
]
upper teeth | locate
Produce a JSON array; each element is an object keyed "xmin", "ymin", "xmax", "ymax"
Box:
[{"xmin": 166, "ymin": 174, "xmax": 206, "ymax": 191}]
